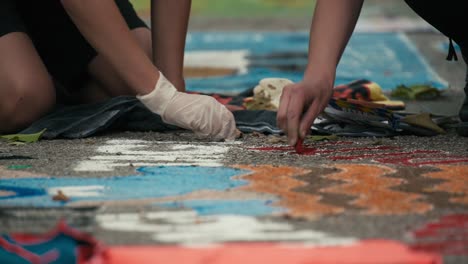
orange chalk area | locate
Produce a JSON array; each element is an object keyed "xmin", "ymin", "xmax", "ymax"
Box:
[
  {"xmin": 321, "ymin": 164, "xmax": 432, "ymax": 215},
  {"xmin": 423, "ymin": 165, "xmax": 468, "ymax": 205},
  {"xmin": 104, "ymin": 241, "xmax": 441, "ymax": 264},
  {"xmin": 235, "ymin": 165, "xmax": 343, "ymax": 218}
]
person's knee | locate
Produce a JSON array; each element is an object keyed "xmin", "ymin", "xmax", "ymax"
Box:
[{"xmin": 0, "ymin": 75, "xmax": 55, "ymax": 133}]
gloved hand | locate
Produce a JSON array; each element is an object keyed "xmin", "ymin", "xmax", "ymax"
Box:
[{"xmin": 137, "ymin": 72, "xmax": 240, "ymax": 140}]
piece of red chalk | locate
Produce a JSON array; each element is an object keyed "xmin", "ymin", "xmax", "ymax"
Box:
[{"xmin": 295, "ymin": 138, "xmax": 304, "ymax": 154}]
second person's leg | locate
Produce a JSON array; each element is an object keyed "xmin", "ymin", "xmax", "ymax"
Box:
[{"xmin": 405, "ymin": 0, "xmax": 468, "ymax": 133}]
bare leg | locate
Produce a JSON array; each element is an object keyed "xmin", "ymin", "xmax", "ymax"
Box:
[{"xmin": 0, "ymin": 33, "xmax": 55, "ymax": 134}]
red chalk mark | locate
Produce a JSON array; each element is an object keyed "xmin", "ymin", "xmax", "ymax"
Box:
[
  {"xmin": 249, "ymin": 141, "xmax": 468, "ymax": 166},
  {"xmin": 376, "ymin": 154, "xmax": 468, "ymax": 167},
  {"xmin": 250, "ymin": 145, "xmax": 397, "ymax": 156},
  {"xmin": 295, "ymin": 138, "xmax": 304, "ymax": 154},
  {"xmin": 248, "ymin": 141, "xmax": 468, "ymax": 167},
  {"xmin": 314, "ymin": 141, "xmax": 354, "ymax": 146},
  {"xmin": 331, "ymin": 150, "xmax": 440, "ymax": 161},
  {"xmin": 249, "ymin": 145, "xmax": 318, "ymax": 155},
  {"xmin": 321, "ymin": 146, "xmax": 398, "ymax": 155},
  {"xmin": 250, "ymin": 140, "xmax": 353, "ymax": 151},
  {"xmin": 106, "ymin": 241, "xmax": 442, "ymax": 264},
  {"xmin": 410, "ymin": 214, "xmax": 468, "ymax": 256}
]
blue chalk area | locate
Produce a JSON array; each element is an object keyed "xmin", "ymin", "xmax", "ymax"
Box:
[
  {"xmin": 185, "ymin": 32, "xmax": 447, "ymax": 94},
  {"xmin": 0, "ymin": 166, "xmax": 250, "ymax": 207},
  {"xmin": 155, "ymin": 200, "xmax": 283, "ymax": 216},
  {"xmin": 186, "ymin": 31, "xmax": 309, "ymax": 54},
  {"xmin": 0, "ymin": 185, "xmax": 46, "ymax": 200},
  {"xmin": 1, "ymin": 233, "xmax": 80, "ymax": 264}
]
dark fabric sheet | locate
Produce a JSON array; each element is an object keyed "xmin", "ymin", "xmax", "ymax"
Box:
[
  {"xmin": 19, "ymin": 84, "xmax": 448, "ymax": 139},
  {"xmin": 20, "ymin": 95, "xmax": 281, "ymax": 139}
]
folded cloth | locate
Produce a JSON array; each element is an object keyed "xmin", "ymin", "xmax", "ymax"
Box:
[
  {"xmin": 18, "ymin": 88, "xmax": 444, "ymax": 139},
  {"xmin": 333, "ymin": 79, "xmax": 406, "ymax": 110},
  {"xmin": 243, "ymin": 79, "xmax": 406, "ymax": 111},
  {"xmin": 20, "ymin": 96, "xmax": 279, "ymax": 139},
  {"xmin": 234, "ymin": 110, "xmax": 280, "ymax": 134},
  {"xmin": 243, "ymin": 78, "xmax": 294, "ymax": 111},
  {"xmin": 20, "ymin": 96, "xmax": 179, "ymax": 139}
]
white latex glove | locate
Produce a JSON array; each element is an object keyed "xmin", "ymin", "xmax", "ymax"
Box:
[{"xmin": 137, "ymin": 72, "xmax": 239, "ymax": 140}]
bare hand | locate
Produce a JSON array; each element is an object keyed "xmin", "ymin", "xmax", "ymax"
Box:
[{"xmin": 277, "ymin": 78, "xmax": 333, "ymax": 146}]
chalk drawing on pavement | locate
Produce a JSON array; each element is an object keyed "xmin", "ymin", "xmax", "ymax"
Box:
[
  {"xmin": 96, "ymin": 210, "xmax": 357, "ymax": 245},
  {"xmin": 74, "ymin": 139, "xmax": 239, "ymax": 172},
  {"xmin": 409, "ymin": 214, "xmax": 468, "ymax": 256},
  {"xmin": 0, "ymin": 185, "xmax": 46, "ymax": 200},
  {"xmin": 185, "ymin": 32, "xmax": 447, "ymax": 94},
  {"xmin": 0, "ymin": 166, "xmax": 40, "ymax": 179},
  {"xmin": 423, "ymin": 165, "xmax": 468, "ymax": 205},
  {"xmin": 249, "ymin": 141, "xmax": 468, "ymax": 167},
  {"xmin": 0, "ymin": 166, "xmax": 268, "ymax": 210},
  {"xmin": 2, "ymin": 144, "xmax": 466, "ymax": 218},
  {"xmin": 235, "ymin": 165, "xmax": 343, "ymax": 219},
  {"xmin": 320, "ymin": 164, "xmax": 432, "ymax": 215},
  {"xmin": 2, "ymin": 162, "xmax": 465, "ymax": 218}
]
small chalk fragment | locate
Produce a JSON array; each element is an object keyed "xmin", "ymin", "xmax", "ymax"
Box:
[
  {"xmin": 52, "ymin": 190, "xmax": 70, "ymax": 202},
  {"xmin": 295, "ymin": 138, "xmax": 304, "ymax": 154}
]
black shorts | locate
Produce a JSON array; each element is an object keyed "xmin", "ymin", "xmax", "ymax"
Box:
[
  {"xmin": 0, "ymin": 0, "xmax": 148, "ymax": 91},
  {"xmin": 404, "ymin": 0, "xmax": 467, "ymax": 56}
]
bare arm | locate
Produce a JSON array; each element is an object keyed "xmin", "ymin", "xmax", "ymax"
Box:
[
  {"xmin": 60, "ymin": 0, "xmax": 159, "ymax": 95},
  {"xmin": 277, "ymin": 0, "xmax": 364, "ymax": 146},
  {"xmin": 60, "ymin": 0, "xmax": 238, "ymax": 140},
  {"xmin": 305, "ymin": 0, "xmax": 364, "ymax": 79},
  {"xmin": 151, "ymin": 0, "xmax": 191, "ymax": 91}
]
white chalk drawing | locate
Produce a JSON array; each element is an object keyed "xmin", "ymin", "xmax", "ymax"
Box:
[
  {"xmin": 185, "ymin": 50, "xmax": 249, "ymax": 74},
  {"xmin": 97, "ymin": 210, "xmax": 356, "ymax": 245},
  {"xmin": 74, "ymin": 139, "xmax": 239, "ymax": 172},
  {"xmin": 47, "ymin": 186, "xmax": 105, "ymax": 197}
]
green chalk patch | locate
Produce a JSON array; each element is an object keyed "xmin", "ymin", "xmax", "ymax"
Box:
[{"xmin": 7, "ymin": 165, "xmax": 33, "ymax": 170}]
